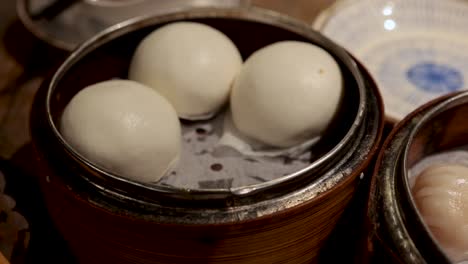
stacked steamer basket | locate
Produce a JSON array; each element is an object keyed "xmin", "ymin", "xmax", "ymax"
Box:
[
  {"xmin": 30, "ymin": 7, "xmax": 384, "ymax": 264},
  {"xmin": 369, "ymin": 91, "xmax": 468, "ymax": 264}
]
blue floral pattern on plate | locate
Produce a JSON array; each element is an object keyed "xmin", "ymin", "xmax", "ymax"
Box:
[
  {"xmin": 406, "ymin": 62, "xmax": 464, "ymax": 93},
  {"xmin": 315, "ymin": 0, "xmax": 468, "ymax": 120}
]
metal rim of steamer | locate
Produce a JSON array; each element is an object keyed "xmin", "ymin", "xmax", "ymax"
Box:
[
  {"xmin": 37, "ymin": 6, "xmax": 381, "ymax": 223},
  {"xmin": 373, "ymin": 91, "xmax": 468, "ymax": 263}
]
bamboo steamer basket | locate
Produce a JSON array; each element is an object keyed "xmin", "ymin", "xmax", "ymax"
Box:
[
  {"xmin": 30, "ymin": 7, "xmax": 384, "ymax": 264},
  {"xmin": 368, "ymin": 91, "xmax": 468, "ymax": 264}
]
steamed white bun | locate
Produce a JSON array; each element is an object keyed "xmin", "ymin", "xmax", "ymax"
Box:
[
  {"xmin": 129, "ymin": 22, "xmax": 242, "ymax": 120},
  {"xmin": 230, "ymin": 41, "xmax": 343, "ymax": 148},
  {"xmin": 413, "ymin": 164, "xmax": 468, "ymax": 262},
  {"xmin": 60, "ymin": 80, "xmax": 181, "ymax": 183}
]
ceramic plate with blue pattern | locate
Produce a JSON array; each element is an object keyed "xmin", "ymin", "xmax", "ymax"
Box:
[{"xmin": 313, "ymin": 0, "xmax": 468, "ymax": 121}]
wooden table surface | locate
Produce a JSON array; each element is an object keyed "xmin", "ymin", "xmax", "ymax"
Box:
[{"xmin": 0, "ymin": 1, "xmax": 345, "ymax": 263}]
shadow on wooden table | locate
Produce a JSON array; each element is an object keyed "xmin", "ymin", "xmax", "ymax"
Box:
[
  {"xmin": 5, "ymin": 143, "xmax": 76, "ymax": 264},
  {"xmin": 3, "ymin": 20, "xmax": 67, "ymax": 71},
  {"xmin": 0, "ymin": 20, "xmax": 68, "ymax": 160}
]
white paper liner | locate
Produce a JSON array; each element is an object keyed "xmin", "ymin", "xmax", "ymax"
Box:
[
  {"xmin": 217, "ymin": 110, "xmax": 320, "ymax": 158},
  {"xmin": 157, "ymin": 110, "xmax": 312, "ymax": 189}
]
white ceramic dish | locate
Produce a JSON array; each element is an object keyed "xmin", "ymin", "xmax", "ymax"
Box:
[
  {"xmin": 313, "ymin": 0, "xmax": 468, "ymax": 121},
  {"xmin": 17, "ymin": 0, "xmax": 245, "ymax": 51}
]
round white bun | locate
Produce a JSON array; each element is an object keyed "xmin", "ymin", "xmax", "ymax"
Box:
[
  {"xmin": 60, "ymin": 79, "xmax": 181, "ymax": 183},
  {"xmin": 129, "ymin": 22, "xmax": 242, "ymax": 120},
  {"xmin": 230, "ymin": 41, "xmax": 343, "ymax": 148}
]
